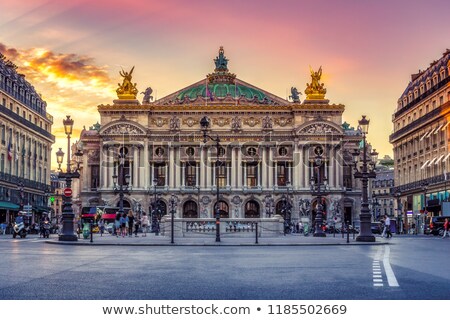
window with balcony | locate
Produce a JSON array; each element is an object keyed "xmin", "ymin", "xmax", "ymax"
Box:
[
  {"xmin": 91, "ymin": 165, "xmax": 99, "ymax": 190},
  {"xmin": 246, "ymin": 162, "xmax": 258, "ymax": 187},
  {"xmin": 185, "ymin": 161, "xmax": 197, "ymax": 187},
  {"xmin": 217, "ymin": 162, "xmax": 227, "ymax": 187},
  {"xmin": 154, "ymin": 163, "xmax": 166, "ymax": 186},
  {"xmin": 277, "ymin": 162, "xmax": 288, "ymax": 186}
]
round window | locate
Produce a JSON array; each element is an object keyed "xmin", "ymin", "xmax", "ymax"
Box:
[
  {"xmin": 186, "ymin": 147, "xmax": 195, "ymax": 156},
  {"xmin": 247, "ymin": 147, "xmax": 257, "ymax": 156},
  {"xmin": 278, "ymin": 146, "xmax": 288, "ymax": 156},
  {"xmin": 155, "ymin": 147, "xmax": 165, "ymax": 156}
]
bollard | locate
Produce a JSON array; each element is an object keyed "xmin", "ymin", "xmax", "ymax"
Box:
[
  {"xmin": 333, "ymin": 224, "xmax": 335, "ymax": 238},
  {"xmin": 255, "ymin": 222, "xmax": 259, "ymax": 244},
  {"xmin": 353, "ymin": 225, "xmax": 355, "ymax": 240},
  {"xmin": 90, "ymin": 223, "xmax": 93, "ymax": 243},
  {"xmin": 346, "ymin": 221, "xmax": 350, "ymax": 244}
]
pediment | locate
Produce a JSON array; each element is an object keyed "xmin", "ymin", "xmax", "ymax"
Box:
[
  {"xmin": 296, "ymin": 121, "xmax": 343, "ymax": 136},
  {"xmin": 99, "ymin": 121, "xmax": 146, "ymax": 135}
]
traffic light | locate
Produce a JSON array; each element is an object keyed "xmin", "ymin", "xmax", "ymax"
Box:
[{"xmin": 50, "ymin": 196, "xmax": 55, "ymax": 204}]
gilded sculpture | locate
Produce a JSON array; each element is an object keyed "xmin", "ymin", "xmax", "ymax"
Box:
[
  {"xmin": 305, "ymin": 66, "xmax": 327, "ymax": 100},
  {"xmin": 116, "ymin": 66, "xmax": 139, "ymax": 99}
]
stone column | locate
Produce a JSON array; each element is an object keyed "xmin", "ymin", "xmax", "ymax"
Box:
[
  {"xmin": 274, "ymin": 161, "xmax": 278, "ymax": 187},
  {"xmin": 83, "ymin": 151, "xmax": 88, "ymax": 190},
  {"xmin": 243, "ymin": 162, "xmax": 247, "ymax": 187},
  {"xmin": 299, "ymin": 144, "xmax": 304, "ymax": 188},
  {"xmin": 304, "ymin": 148, "xmax": 309, "ymax": 188},
  {"xmin": 175, "ymin": 147, "xmax": 181, "ymax": 188},
  {"xmin": 262, "ymin": 146, "xmax": 267, "ymax": 189},
  {"xmin": 329, "ymin": 146, "xmax": 335, "ymax": 188},
  {"xmin": 268, "ymin": 148, "xmax": 273, "ymax": 187},
  {"xmin": 181, "ymin": 162, "xmax": 185, "ymax": 187},
  {"xmin": 144, "ymin": 139, "xmax": 149, "ymax": 189},
  {"xmin": 133, "ymin": 146, "xmax": 138, "ymax": 189},
  {"xmin": 169, "ymin": 146, "xmax": 175, "ymax": 188},
  {"xmin": 206, "ymin": 158, "xmax": 212, "ymax": 188},
  {"xmin": 200, "ymin": 147, "xmax": 205, "ymax": 188},
  {"xmin": 237, "ymin": 147, "xmax": 242, "ymax": 188},
  {"xmin": 231, "ymin": 147, "xmax": 236, "ymax": 188}
]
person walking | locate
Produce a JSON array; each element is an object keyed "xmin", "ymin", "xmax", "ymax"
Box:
[
  {"xmin": 442, "ymin": 218, "xmax": 449, "ymax": 239},
  {"xmin": 119, "ymin": 213, "xmax": 127, "ymax": 237},
  {"xmin": 141, "ymin": 213, "xmax": 149, "ymax": 237},
  {"xmin": 127, "ymin": 210, "xmax": 134, "ymax": 237},
  {"xmin": 114, "ymin": 213, "xmax": 121, "ymax": 237},
  {"xmin": 384, "ymin": 215, "xmax": 392, "ymax": 239},
  {"xmin": 98, "ymin": 219, "xmax": 105, "ymax": 237}
]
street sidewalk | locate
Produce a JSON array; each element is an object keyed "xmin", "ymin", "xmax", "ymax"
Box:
[{"xmin": 43, "ymin": 232, "xmax": 392, "ymax": 246}]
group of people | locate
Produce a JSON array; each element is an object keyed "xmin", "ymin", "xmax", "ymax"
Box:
[{"xmin": 113, "ymin": 210, "xmax": 149, "ymax": 238}]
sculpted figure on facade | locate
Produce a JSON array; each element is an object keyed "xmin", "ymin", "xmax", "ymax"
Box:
[
  {"xmin": 289, "ymin": 87, "xmax": 301, "ymax": 103},
  {"xmin": 262, "ymin": 115, "xmax": 273, "ymax": 130},
  {"xmin": 169, "ymin": 116, "xmax": 180, "ymax": 131},
  {"xmin": 305, "ymin": 66, "xmax": 327, "ymax": 99},
  {"xmin": 298, "ymin": 199, "xmax": 311, "ymax": 217},
  {"xmin": 116, "ymin": 67, "xmax": 138, "ymax": 99},
  {"xmin": 141, "ymin": 87, "xmax": 153, "ymax": 104},
  {"xmin": 231, "ymin": 116, "xmax": 242, "ymax": 131}
]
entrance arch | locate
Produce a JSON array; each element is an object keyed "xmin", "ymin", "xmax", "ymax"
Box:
[
  {"xmin": 116, "ymin": 200, "xmax": 131, "ymax": 211},
  {"xmin": 183, "ymin": 200, "xmax": 198, "ymax": 218},
  {"xmin": 276, "ymin": 199, "xmax": 291, "ymax": 222},
  {"xmin": 213, "ymin": 200, "xmax": 229, "ymax": 218},
  {"xmin": 245, "ymin": 200, "xmax": 260, "ymax": 218}
]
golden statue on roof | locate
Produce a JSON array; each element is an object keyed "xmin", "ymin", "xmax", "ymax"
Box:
[
  {"xmin": 116, "ymin": 66, "xmax": 139, "ymax": 99},
  {"xmin": 305, "ymin": 66, "xmax": 327, "ymax": 100}
]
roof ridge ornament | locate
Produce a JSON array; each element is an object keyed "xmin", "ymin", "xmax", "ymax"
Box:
[
  {"xmin": 207, "ymin": 46, "xmax": 236, "ymax": 84},
  {"xmin": 305, "ymin": 66, "xmax": 327, "ymax": 100},
  {"xmin": 116, "ymin": 66, "xmax": 139, "ymax": 99}
]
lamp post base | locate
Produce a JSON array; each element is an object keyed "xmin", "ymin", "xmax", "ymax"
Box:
[
  {"xmin": 356, "ymin": 235, "xmax": 376, "ymax": 242},
  {"xmin": 58, "ymin": 234, "xmax": 78, "ymax": 241}
]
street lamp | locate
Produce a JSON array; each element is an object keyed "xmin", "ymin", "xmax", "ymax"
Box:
[
  {"xmin": 150, "ymin": 178, "xmax": 161, "ymax": 233},
  {"xmin": 422, "ymin": 182, "xmax": 428, "ymax": 233},
  {"xmin": 310, "ymin": 145, "xmax": 327, "ymax": 237},
  {"xmin": 200, "ymin": 116, "xmax": 221, "ymax": 242},
  {"xmin": 112, "ymin": 148, "xmax": 131, "ymax": 218},
  {"xmin": 264, "ymin": 195, "xmax": 274, "ymax": 218},
  {"xmin": 57, "ymin": 115, "xmax": 81, "ymax": 241},
  {"xmin": 169, "ymin": 194, "xmax": 178, "ymax": 244},
  {"xmin": 394, "ymin": 189, "xmax": 402, "ymax": 234},
  {"xmin": 352, "ymin": 115, "xmax": 378, "ymax": 242}
]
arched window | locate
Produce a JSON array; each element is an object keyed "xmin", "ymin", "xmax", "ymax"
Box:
[
  {"xmin": 183, "ymin": 200, "xmax": 198, "ymax": 218},
  {"xmin": 214, "ymin": 200, "xmax": 229, "ymax": 218},
  {"xmin": 245, "ymin": 200, "xmax": 260, "ymax": 218}
]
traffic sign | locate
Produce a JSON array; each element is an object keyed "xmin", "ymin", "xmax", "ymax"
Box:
[
  {"xmin": 63, "ymin": 188, "xmax": 73, "ymax": 197},
  {"xmin": 23, "ymin": 205, "xmax": 32, "ymax": 211}
]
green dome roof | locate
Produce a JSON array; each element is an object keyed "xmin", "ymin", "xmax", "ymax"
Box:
[{"xmin": 176, "ymin": 83, "xmax": 268, "ymax": 102}]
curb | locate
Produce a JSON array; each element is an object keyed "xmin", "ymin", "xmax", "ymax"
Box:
[{"xmin": 45, "ymin": 240, "xmax": 388, "ymax": 247}]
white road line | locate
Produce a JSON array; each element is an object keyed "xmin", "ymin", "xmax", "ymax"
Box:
[
  {"xmin": 383, "ymin": 246, "xmax": 399, "ymax": 287},
  {"xmin": 373, "ymin": 283, "xmax": 384, "ymax": 287}
]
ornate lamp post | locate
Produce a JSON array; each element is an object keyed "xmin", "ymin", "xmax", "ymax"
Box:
[
  {"xmin": 310, "ymin": 145, "xmax": 327, "ymax": 237},
  {"xmin": 150, "ymin": 178, "xmax": 161, "ymax": 233},
  {"xmin": 17, "ymin": 180, "xmax": 24, "ymax": 212},
  {"xmin": 422, "ymin": 182, "xmax": 428, "ymax": 234},
  {"xmin": 394, "ymin": 189, "xmax": 402, "ymax": 234},
  {"xmin": 352, "ymin": 116, "xmax": 378, "ymax": 242},
  {"xmin": 264, "ymin": 195, "xmax": 274, "ymax": 218},
  {"xmin": 200, "ymin": 116, "xmax": 221, "ymax": 242},
  {"xmin": 112, "ymin": 148, "xmax": 131, "ymax": 217},
  {"xmin": 169, "ymin": 194, "xmax": 178, "ymax": 244},
  {"xmin": 57, "ymin": 115, "xmax": 81, "ymax": 241}
]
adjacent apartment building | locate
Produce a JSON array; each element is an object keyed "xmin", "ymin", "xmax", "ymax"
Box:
[
  {"xmin": 0, "ymin": 53, "xmax": 55, "ymax": 224},
  {"xmin": 390, "ymin": 49, "xmax": 450, "ymax": 232}
]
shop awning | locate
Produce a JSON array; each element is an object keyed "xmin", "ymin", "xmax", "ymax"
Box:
[
  {"xmin": 419, "ymin": 131, "xmax": 429, "ymax": 141},
  {"xmin": 428, "ymin": 157, "xmax": 437, "ymax": 166},
  {"xmin": 0, "ymin": 201, "xmax": 20, "ymax": 210},
  {"xmin": 420, "ymin": 160, "xmax": 430, "ymax": 169}
]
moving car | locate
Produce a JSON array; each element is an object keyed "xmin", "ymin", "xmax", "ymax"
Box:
[{"xmin": 371, "ymin": 222, "xmax": 382, "ymax": 234}]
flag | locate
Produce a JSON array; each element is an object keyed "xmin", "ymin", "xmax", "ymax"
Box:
[{"xmin": 7, "ymin": 142, "xmax": 12, "ymax": 161}]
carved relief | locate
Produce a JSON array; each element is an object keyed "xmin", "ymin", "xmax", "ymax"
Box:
[
  {"xmin": 87, "ymin": 150, "xmax": 100, "ymax": 161},
  {"xmin": 102, "ymin": 124, "xmax": 144, "ymax": 135},
  {"xmin": 182, "ymin": 117, "xmax": 199, "ymax": 127},
  {"xmin": 213, "ymin": 117, "xmax": 230, "ymax": 127},
  {"xmin": 274, "ymin": 117, "xmax": 292, "ymax": 127},
  {"xmin": 262, "ymin": 115, "xmax": 273, "ymax": 130},
  {"xmin": 152, "ymin": 117, "xmax": 168, "ymax": 127},
  {"xmin": 169, "ymin": 116, "xmax": 180, "ymax": 131},
  {"xmin": 231, "ymin": 116, "xmax": 242, "ymax": 131},
  {"xmin": 299, "ymin": 122, "xmax": 340, "ymax": 135},
  {"xmin": 244, "ymin": 117, "xmax": 260, "ymax": 127}
]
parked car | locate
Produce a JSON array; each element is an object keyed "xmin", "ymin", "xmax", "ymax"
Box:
[{"xmin": 371, "ymin": 222, "xmax": 383, "ymax": 234}]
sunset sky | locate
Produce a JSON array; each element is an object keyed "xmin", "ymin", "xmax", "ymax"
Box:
[{"xmin": 1, "ymin": 0, "xmax": 449, "ymax": 168}]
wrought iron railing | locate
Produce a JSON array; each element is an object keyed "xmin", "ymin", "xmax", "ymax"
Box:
[
  {"xmin": 391, "ymin": 173, "xmax": 447, "ymax": 194},
  {"xmin": 0, "ymin": 171, "xmax": 51, "ymax": 191},
  {"xmin": 390, "ymin": 106, "xmax": 443, "ymax": 141}
]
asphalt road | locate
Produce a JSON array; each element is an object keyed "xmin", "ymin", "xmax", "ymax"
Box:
[{"xmin": 0, "ymin": 235, "xmax": 449, "ymax": 300}]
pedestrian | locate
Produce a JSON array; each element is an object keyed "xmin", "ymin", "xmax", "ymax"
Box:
[
  {"xmin": 380, "ymin": 217, "xmax": 386, "ymax": 238},
  {"xmin": 141, "ymin": 213, "xmax": 149, "ymax": 237},
  {"xmin": 134, "ymin": 216, "xmax": 140, "ymax": 237},
  {"xmin": 127, "ymin": 210, "xmax": 134, "ymax": 237},
  {"xmin": 442, "ymin": 218, "xmax": 449, "ymax": 239},
  {"xmin": 98, "ymin": 219, "xmax": 105, "ymax": 237},
  {"xmin": 0, "ymin": 222, "xmax": 6, "ymax": 235},
  {"xmin": 114, "ymin": 213, "xmax": 121, "ymax": 237},
  {"xmin": 119, "ymin": 213, "xmax": 127, "ymax": 237},
  {"xmin": 384, "ymin": 215, "xmax": 392, "ymax": 239}
]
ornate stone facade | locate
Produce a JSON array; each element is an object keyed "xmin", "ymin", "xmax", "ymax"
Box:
[{"xmin": 77, "ymin": 48, "xmax": 364, "ymax": 227}]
